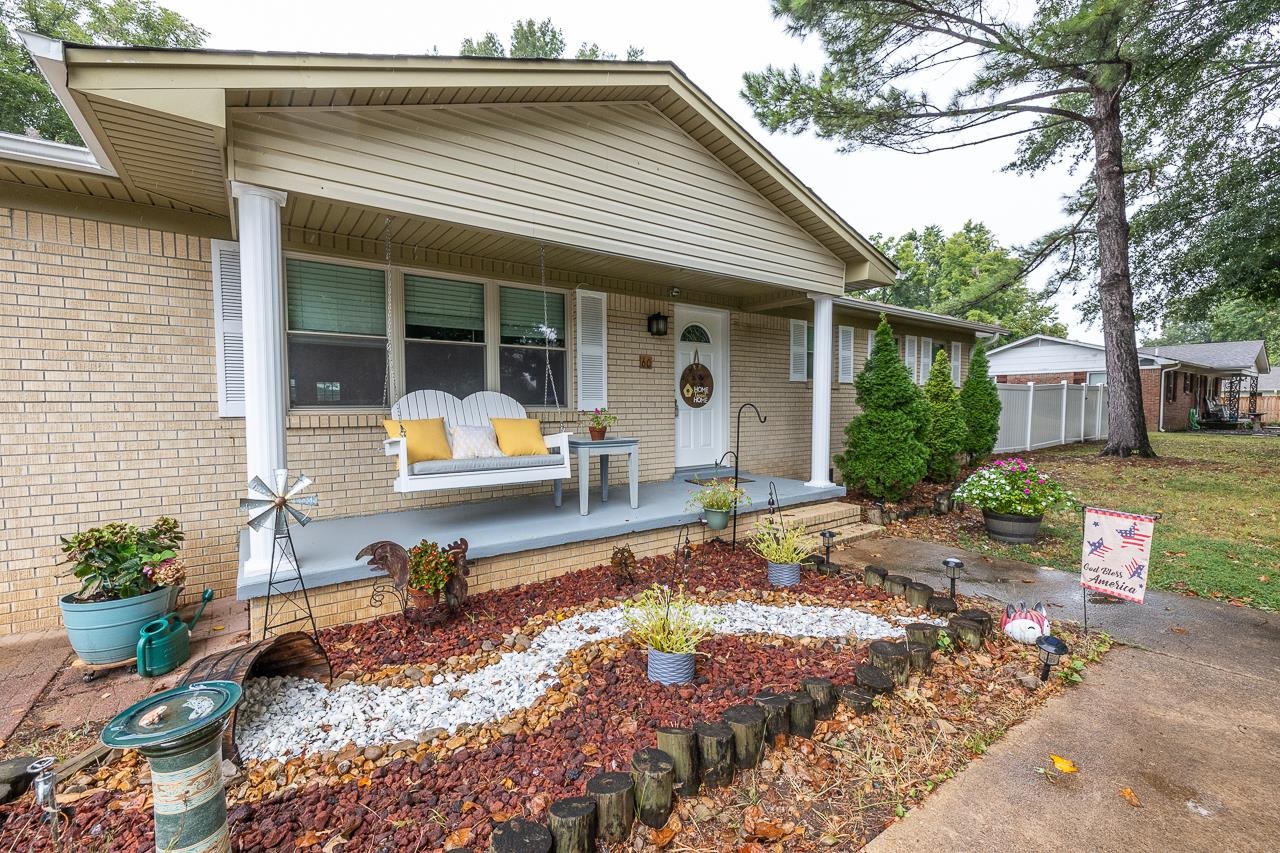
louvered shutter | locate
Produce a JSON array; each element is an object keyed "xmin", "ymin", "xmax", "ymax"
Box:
[
  {"xmin": 789, "ymin": 319, "xmax": 808, "ymax": 381},
  {"xmin": 921, "ymin": 336, "xmax": 933, "ymax": 383},
  {"xmin": 212, "ymin": 240, "xmax": 245, "ymax": 417},
  {"xmin": 576, "ymin": 290, "xmax": 608, "ymax": 410},
  {"xmin": 905, "ymin": 335, "xmax": 918, "ymax": 383},
  {"xmin": 837, "ymin": 326, "xmax": 854, "ymax": 383},
  {"xmin": 866, "ymin": 328, "xmax": 875, "ymax": 361},
  {"xmin": 951, "ymin": 342, "xmax": 963, "ymax": 385}
]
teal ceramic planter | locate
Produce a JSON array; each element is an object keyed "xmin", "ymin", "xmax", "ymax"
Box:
[
  {"xmin": 703, "ymin": 509, "xmax": 731, "ymax": 530},
  {"xmin": 59, "ymin": 586, "xmax": 179, "ymax": 665}
]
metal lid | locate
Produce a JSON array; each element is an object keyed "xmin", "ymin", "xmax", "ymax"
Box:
[{"xmin": 101, "ymin": 680, "xmax": 241, "ymax": 749}]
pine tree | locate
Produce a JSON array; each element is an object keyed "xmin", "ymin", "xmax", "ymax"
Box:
[
  {"xmin": 834, "ymin": 316, "xmax": 927, "ymax": 501},
  {"xmin": 922, "ymin": 349, "xmax": 967, "ymax": 482},
  {"xmin": 959, "ymin": 342, "xmax": 1001, "ymax": 465}
]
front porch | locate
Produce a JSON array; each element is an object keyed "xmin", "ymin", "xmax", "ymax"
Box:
[{"xmin": 237, "ymin": 473, "xmax": 848, "ymax": 602}]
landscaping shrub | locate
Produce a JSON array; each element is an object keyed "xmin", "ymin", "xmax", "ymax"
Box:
[
  {"xmin": 922, "ymin": 348, "xmax": 967, "ymax": 481},
  {"xmin": 835, "ymin": 316, "xmax": 928, "ymax": 501},
  {"xmin": 959, "ymin": 341, "xmax": 1001, "ymax": 464}
]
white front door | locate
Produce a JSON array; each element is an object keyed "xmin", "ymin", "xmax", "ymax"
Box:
[{"xmin": 674, "ymin": 306, "xmax": 729, "ymax": 469}]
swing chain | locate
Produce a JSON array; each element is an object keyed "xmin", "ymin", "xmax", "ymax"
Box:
[
  {"xmin": 538, "ymin": 245, "xmax": 566, "ymax": 433},
  {"xmin": 382, "ymin": 216, "xmax": 396, "ymax": 408}
]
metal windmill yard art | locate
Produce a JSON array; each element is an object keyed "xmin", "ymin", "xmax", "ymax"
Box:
[{"xmin": 240, "ymin": 469, "xmax": 320, "ymax": 639}]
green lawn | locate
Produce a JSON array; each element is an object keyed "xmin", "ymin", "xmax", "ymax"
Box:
[{"xmin": 951, "ymin": 433, "xmax": 1280, "ymax": 610}]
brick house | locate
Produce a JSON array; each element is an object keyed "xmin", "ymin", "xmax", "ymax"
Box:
[
  {"xmin": 987, "ymin": 335, "xmax": 1271, "ymax": 433},
  {"xmin": 0, "ymin": 36, "xmax": 1001, "ymax": 636}
]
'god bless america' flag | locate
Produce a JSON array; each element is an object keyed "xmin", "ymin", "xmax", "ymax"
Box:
[{"xmin": 1080, "ymin": 507, "xmax": 1156, "ymax": 604}]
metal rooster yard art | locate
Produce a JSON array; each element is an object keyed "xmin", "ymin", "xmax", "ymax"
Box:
[{"xmin": 359, "ymin": 538, "xmax": 470, "ymax": 626}]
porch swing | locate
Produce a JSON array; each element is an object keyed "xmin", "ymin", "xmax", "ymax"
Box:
[{"xmin": 383, "ymin": 239, "xmax": 572, "ymax": 502}]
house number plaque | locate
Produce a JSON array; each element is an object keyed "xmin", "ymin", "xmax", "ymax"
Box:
[{"xmin": 680, "ymin": 359, "xmax": 714, "ymax": 409}]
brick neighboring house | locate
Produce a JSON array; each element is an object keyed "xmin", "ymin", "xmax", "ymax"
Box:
[
  {"xmin": 0, "ymin": 37, "xmax": 1003, "ymax": 636},
  {"xmin": 987, "ymin": 335, "xmax": 1272, "ymax": 432}
]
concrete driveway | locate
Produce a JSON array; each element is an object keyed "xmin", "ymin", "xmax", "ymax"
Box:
[{"xmin": 840, "ymin": 537, "xmax": 1280, "ymax": 853}]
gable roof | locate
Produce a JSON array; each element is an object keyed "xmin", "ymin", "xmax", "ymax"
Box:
[
  {"xmin": 1138, "ymin": 341, "xmax": 1270, "ymax": 375},
  {"xmin": 985, "ymin": 334, "xmax": 1103, "ymax": 356},
  {"xmin": 5, "ymin": 34, "xmax": 895, "ymax": 287}
]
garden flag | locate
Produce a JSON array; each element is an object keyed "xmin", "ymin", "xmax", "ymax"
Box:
[{"xmin": 1080, "ymin": 507, "xmax": 1156, "ymax": 604}]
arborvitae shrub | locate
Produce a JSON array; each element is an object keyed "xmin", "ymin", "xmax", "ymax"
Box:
[
  {"xmin": 959, "ymin": 341, "xmax": 1002, "ymax": 464},
  {"xmin": 834, "ymin": 316, "xmax": 927, "ymax": 501},
  {"xmin": 922, "ymin": 348, "xmax": 967, "ymax": 481}
]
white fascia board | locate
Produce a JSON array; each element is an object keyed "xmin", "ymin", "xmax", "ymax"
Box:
[{"xmin": 15, "ymin": 31, "xmax": 117, "ymax": 177}]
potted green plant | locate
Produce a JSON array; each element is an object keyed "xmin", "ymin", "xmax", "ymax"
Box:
[
  {"xmin": 622, "ymin": 584, "xmax": 717, "ymax": 685},
  {"xmin": 746, "ymin": 515, "xmax": 817, "ymax": 587},
  {"xmin": 585, "ymin": 408, "xmax": 618, "ymax": 440},
  {"xmin": 686, "ymin": 480, "xmax": 749, "ymax": 530},
  {"xmin": 59, "ymin": 517, "xmax": 186, "ymax": 664},
  {"xmin": 951, "ymin": 457, "xmax": 1074, "ymax": 544},
  {"xmin": 406, "ymin": 539, "xmax": 462, "ymax": 608}
]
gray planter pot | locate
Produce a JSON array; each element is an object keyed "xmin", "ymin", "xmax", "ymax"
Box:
[
  {"xmin": 767, "ymin": 561, "xmax": 802, "ymax": 587},
  {"xmin": 703, "ymin": 509, "xmax": 731, "ymax": 531},
  {"xmin": 982, "ymin": 510, "xmax": 1043, "ymax": 545},
  {"xmin": 647, "ymin": 649, "xmax": 695, "ymax": 685},
  {"xmin": 59, "ymin": 585, "xmax": 179, "ymax": 665}
]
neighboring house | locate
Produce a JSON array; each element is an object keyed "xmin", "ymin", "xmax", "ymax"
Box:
[
  {"xmin": 0, "ymin": 36, "xmax": 1000, "ymax": 636},
  {"xmin": 987, "ymin": 335, "xmax": 1272, "ymax": 431}
]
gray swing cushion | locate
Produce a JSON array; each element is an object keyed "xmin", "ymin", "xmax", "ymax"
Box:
[{"xmin": 408, "ymin": 453, "xmax": 565, "ymax": 476}]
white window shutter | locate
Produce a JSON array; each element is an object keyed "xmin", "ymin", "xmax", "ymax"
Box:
[
  {"xmin": 951, "ymin": 342, "xmax": 963, "ymax": 385},
  {"xmin": 212, "ymin": 239, "xmax": 245, "ymax": 417},
  {"xmin": 575, "ymin": 290, "xmax": 608, "ymax": 410},
  {"xmin": 789, "ymin": 319, "xmax": 808, "ymax": 381},
  {"xmin": 866, "ymin": 328, "xmax": 875, "ymax": 361},
  {"xmin": 905, "ymin": 335, "xmax": 918, "ymax": 383},
  {"xmin": 837, "ymin": 326, "xmax": 854, "ymax": 383},
  {"xmin": 921, "ymin": 336, "xmax": 933, "ymax": 383}
]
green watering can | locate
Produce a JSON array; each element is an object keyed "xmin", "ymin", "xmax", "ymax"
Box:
[{"xmin": 136, "ymin": 589, "xmax": 214, "ymax": 678}]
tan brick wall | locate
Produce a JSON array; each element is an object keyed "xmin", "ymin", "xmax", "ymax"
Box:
[{"xmin": 0, "ymin": 205, "xmax": 976, "ymax": 635}]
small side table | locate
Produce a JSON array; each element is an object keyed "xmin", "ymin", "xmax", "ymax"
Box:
[{"xmin": 568, "ymin": 436, "xmax": 640, "ymax": 516}]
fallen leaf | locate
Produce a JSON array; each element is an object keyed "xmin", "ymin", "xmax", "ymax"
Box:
[
  {"xmin": 443, "ymin": 826, "xmax": 473, "ymax": 849},
  {"xmin": 212, "ymin": 624, "xmax": 226, "ymax": 631},
  {"xmin": 650, "ymin": 826, "xmax": 677, "ymax": 848},
  {"xmin": 737, "ymin": 844, "xmax": 769, "ymax": 853},
  {"xmin": 1049, "ymin": 754, "xmax": 1078, "ymax": 774},
  {"xmin": 294, "ymin": 830, "xmax": 322, "ymax": 848},
  {"xmin": 321, "ymin": 834, "xmax": 349, "ymax": 853},
  {"xmin": 1120, "ymin": 787, "xmax": 1142, "ymax": 807},
  {"xmin": 752, "ymin": 821, "xmax": 787, "ymax": 841},
  {"xmin": 41, "ymin": 722, "xmax": 61, "ymax": 732},
  {"xmin": 1169, "ymin": 626, "xmax": 1189, "ymax": 635}
]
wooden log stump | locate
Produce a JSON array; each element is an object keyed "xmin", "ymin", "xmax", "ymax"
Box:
[
  {"xmin": 722, "ymin": 704, "xmax": 766, "ymax": 769},
  {"xmin": 905, "ymin": 582, "xmax": 934, "ymax": 610},
  {"xmin": 694, "ymin": 721, "xmax": 735, "ymax": 789},
  {"xmin": 905, "ymin": 622, "xmax": 940, "ymax": 648},
  {"xmin": 631, "ymin": 748, "xmax": 675, "ymax": 830},
  {"xmin": 958, "ymin": 608, "xmax": 993, "ymax": 637},
  {"xmin": 868, "ymin": 640, "xmax": 910, "ymax": 686},
  {"xmin": 949, "ymin": 617, "xmax": 984, "ymax": 649},
  {"xmin": 838, "ymin": 685, "xmax": 875, "ymax": 715},
  {"xmin": 854, "ymin": 663, "xmax": 894, "ymax": 695},
  {"xmin": 940, "ymin": 626, "xmax": 961, "ymax": 650},
  {"xmin": 754, "ymin": 692, "xmax": 792, "ymax": 743},
  {"xmin": 927, "ymin": 596, "xmax": 958, "ymax": 616},
  {"xmin": 883, "ymin": 574, "xmax": 912, "ymax": 597},
  {"xmin": 906, "ymin": 644, "xmax": 932, "ymax": 674},
  {"xmin": 547, "ymin": 797, "xmax": 596, "ymax": 853},
  {"xmin": 656, "ymin": 726, "xmax": 699, "ymax": 796},
  {"xmin": 787, "ymin": 691, "xmax": 816, "ymax": 738},
  {"xmin": 586, "ymin": 771, "xmax": 634, "ymax": 844},
  {"xmin": 863, "ymin": 564, "xmax": 888, "ymax": 588},
  {"xmin": 490, "ymin": 817, "xmax": 553, "ymax": 853},
  {"xmin": 801, "ymin": 676, "xmax": 837, "ymax": 720}
]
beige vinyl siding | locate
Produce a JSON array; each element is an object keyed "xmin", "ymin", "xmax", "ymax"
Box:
[{"xmin": 231, "ymin": 102, "xmax": 846, "ymax": 293}]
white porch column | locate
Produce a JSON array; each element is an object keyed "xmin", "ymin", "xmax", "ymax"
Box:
[
  {"xmin": 232, "ymin": 181, "xmax": 288, "ymax": 573},
  {"xmin": 807, "ymin": 294, "xmax": 835, "ymax": 488}
]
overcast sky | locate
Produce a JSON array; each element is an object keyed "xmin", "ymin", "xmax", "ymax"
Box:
[{"xmin": 162, "ymin": 0, "xmax": 1099, "ymax": 341}]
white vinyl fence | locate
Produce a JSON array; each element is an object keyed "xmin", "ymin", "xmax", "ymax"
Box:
[{"xmin": 993, "ymin": 381, "xmax": 1109, "ymax": 453}]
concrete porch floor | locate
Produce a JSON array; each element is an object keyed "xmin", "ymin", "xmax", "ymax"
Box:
[{"xmin": 238, "ymin": 473, "xmax": 844, "ymax": 598}]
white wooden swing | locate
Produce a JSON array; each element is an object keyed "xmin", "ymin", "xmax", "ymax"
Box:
[{"xmin": 383, "ymin": 243, "xmax": 571, "ymax": 503}]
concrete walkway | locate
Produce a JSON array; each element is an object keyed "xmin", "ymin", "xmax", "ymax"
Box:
[{"xmin": 840, "ymin": 537, "xmax": 1280, "ymax": 852}]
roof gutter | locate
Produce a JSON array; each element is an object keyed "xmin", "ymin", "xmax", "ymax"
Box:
[
  {"xmin": 15, "ymin": 32, "xmax": 117, "ymax": 176},
  {"xmin": 1158, "ymin": 362, "xmax": 1181, "ymax": 432}
]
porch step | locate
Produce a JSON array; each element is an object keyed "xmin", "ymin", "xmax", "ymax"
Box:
[
  {"xmin": 827, "ymin": 522, "xmax": 882, "ymax": 545},
  {"xmin": 779, "ymin": 500, "xmax": 863, "ymax": 532}
]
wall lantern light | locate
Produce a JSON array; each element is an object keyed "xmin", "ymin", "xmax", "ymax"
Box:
[{"xmin": 647, "ymin": 313, "xmax": 669, "ymax": 336}]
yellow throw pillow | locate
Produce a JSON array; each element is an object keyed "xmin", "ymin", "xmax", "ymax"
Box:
[
  {"xmin": 490, "ymin": 418, "xmax": 549, "ymax": 457},
  {"xmin": 383, "ymin": 418, "xmax": 451, "ymax": 464}
]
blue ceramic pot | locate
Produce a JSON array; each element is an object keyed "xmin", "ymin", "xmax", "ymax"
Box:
[
  {"xmin": 647, "ymin": 649, "xmax": 696, "ymax": 685},
  {"xmin": 60, "ymin": 585, "xmax": 179, "ymax": 664},
  {"xmin": 703, "ymin": 509, "xmax": 731, "ymax": 531}
]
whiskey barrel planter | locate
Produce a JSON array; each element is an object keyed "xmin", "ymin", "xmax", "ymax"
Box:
[
  {"xmin": 547, "ymin": 797, "xmax": 596, "ymax": 853},
  {"xmin": 178, "ymin": 631, "xmax": 330, "ymax": 765},
  {"xmin": 863, "ymin": 565, "xmax": 888, "ymax": 589},
  {"xmin": 982, "ymin": 510, "xmax": 1042, "ymax": 544}
]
